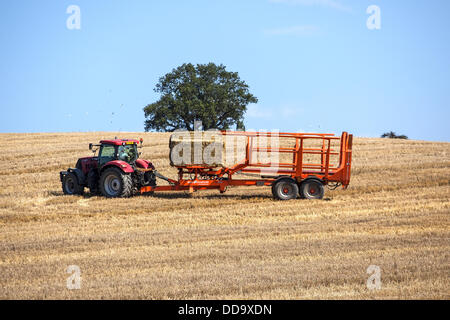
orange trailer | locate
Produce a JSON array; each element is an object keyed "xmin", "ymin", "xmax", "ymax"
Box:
[{"xmin": 140, "ymin": 131, "xmax": 353, "ymax": 200}]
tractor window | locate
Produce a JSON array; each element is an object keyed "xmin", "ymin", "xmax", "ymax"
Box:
[
  {"xmin": 99, "ymin": 145, "xmax": 116, "ymax": 166},
  {"xmin": 118, "ymin": 144, "xmax": 137, "ymax": 163}
]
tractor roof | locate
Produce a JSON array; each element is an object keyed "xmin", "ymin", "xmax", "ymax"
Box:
[{"xmin": 100, "ymin": 139, "xmax": 140, "ymax": 146}]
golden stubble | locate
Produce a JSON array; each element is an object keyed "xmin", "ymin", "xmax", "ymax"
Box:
[{"xmin": 0, "ymin": 132, "xmax": 448, "ymax": 299}]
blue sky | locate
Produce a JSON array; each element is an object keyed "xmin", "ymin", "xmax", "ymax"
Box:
[{"xmin": 0, "ymin": 0, "xmax": 449, "ymax": 141}]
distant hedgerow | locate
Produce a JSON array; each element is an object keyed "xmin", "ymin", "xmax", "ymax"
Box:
[{"xmin": 381, "ymin": 131, "xmax": 408, "ymax": 139}]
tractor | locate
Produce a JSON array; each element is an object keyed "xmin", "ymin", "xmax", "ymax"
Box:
[{"xmin": 60, "ymin": 138, "xmax": 157, "ymax": 197}]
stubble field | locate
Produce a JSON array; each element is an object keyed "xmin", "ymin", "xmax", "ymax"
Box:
[{"xmin": 0, "ymin": 132, "xmax": 449, "ymax": 299}]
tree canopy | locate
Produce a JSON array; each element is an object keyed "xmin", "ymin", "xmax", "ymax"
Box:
[{"xmin": 144, "ymin": 63, "xmax": 258, "ymax": 131}]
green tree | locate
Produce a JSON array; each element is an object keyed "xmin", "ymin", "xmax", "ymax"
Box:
[{"xmin": 144, "ymin": 63, "xmax": 258, "ymax": 131}]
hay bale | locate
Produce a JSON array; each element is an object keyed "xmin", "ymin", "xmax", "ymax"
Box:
[
  {"xmin": 169, "ymin": 131, "xmax": 276, "ymax": 168},
  {"xmin": 169, "ymin": 131, "xmax": 226, "ymax": 167}
]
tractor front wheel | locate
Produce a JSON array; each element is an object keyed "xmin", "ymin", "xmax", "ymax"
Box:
[
  {"xmin": 99, "ymin": 167, "xmax": 133, "ymax": 198},
  {"xmin": 62, "ymin": 172, "xmax": 84, "ymax": 195}
]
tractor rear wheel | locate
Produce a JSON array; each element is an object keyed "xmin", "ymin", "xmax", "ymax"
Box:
[
  {"xmin": 272, "ymin": 179, "xmax": 299, "ymax": 200},
  {"xmin": 99, "ymin": 167, "xmax": 133, "ymax": 198},
  {"xmin": 299, "ymin": 179, "xmax": 324, "ymax": 200},
  {"xmin": 62, "ymin": 172, "xmax": 84, "ymax": 195}
]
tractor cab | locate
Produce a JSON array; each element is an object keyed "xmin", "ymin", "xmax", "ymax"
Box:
[{"xmin": 90, "ymin": 139, "xmax": 142, "ymax": 167}]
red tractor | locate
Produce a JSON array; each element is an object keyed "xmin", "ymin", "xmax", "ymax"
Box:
[{"xmin": 60, "ymin": 138, "xmax": 156, "ymax": 197}]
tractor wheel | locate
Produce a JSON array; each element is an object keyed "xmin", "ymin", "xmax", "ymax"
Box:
[
  {"xmin": 299, "ymin": 179, "xmax": 324, "ymax": 200},
  {"xmin": 62, "ymin": 172, "xmax": 84, "ymax": 195},
  {"xmin": 99, "ymin": 167, "xmax": 133, "ymax": 198},
  {"xmin": 87, "ymin": 170, "xmax": 100, "ymax": 195},
  {"xmin": 141, "ymin": 171, "xmax": 156, "ymax": 196},
  {"xmin": 272, "ymin": 179, "xmax": 299, "ymax": 200}
]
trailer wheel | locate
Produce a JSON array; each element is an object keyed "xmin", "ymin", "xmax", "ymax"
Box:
[
  {"xmin": 299, "ymin": 179, "xmax": 324, "ymax": 200},
  {"xmin": 272, "ymin": 179, "xmax": 299, "ymax": 200},
  {"xmin": 99, "ymin": 167, "xmax": 133, "ymax": 198},
  {"xmin": 62, "ymin": 172, "xmax": 84, "ymax": 195}
]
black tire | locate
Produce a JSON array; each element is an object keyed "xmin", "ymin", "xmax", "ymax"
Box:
[
  {"xmin": 99, "ymin": 167, "xmax": 133, "ymax": 198},
  {"xmin": 87, "ymin": 169, "xmax": 100, "ymax": 195},
  {"xmin": 272, "ymin": 179, "xmax": 299, "ymax": 200},
  {"xmin": 142, "ymin": 171, "xmax": 156, "ymax": 196},
  {"xmin": 299, "ymin": 179, "xmax": 324, "ymax": 200},
  {"xmin": 62, "ymin": 172, "xmax": 84, "ymax": 195}
]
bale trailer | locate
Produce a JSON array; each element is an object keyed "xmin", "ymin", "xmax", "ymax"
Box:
[{"xmin": 140, "ymin": 131, "xmax": 353, "ymax": 200}]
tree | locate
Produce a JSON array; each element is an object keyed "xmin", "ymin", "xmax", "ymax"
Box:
[
  {"xmin": 144, "ymin": 63, "xmax": 258, "ymax": 132},
  {"xmin": 381, "ymin": 131, "xmax": 408, "ymax": 139}
]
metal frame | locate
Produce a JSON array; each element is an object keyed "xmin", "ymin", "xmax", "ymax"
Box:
[{"xmin": 140, "ymin": 131, "xmax": 353, "ymax": 194}]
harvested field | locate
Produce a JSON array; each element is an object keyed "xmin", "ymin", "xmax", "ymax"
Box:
[{"xmin": 0, "ymin": 132, "xmax": 449, "ymax": 299}]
